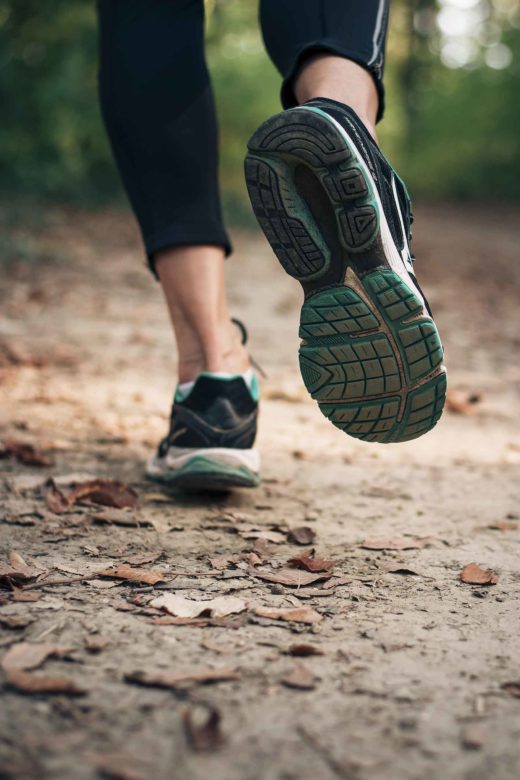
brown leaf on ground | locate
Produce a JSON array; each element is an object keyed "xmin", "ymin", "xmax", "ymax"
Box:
[
  {"xmin": 288, "ymin": 549, "xmax": 335, "ymax": 573},
  {"xmin": 84, "ymin": 635, "xmax": 110, "ymax": 654},
  {"xmin": 446, "ymin": 389, "xmax": 482, "ymax": 415},
  {"xmin": 460, "ymin": 563, "xmax": 498, "ymax": 586},
  {"xmin": 287, "ymin": 526, "xmax": 316, "ymax": 545},
  {"xmin": 0, "ymin": 439, "xmax": 53, "ymax": 467},
  {"xmin": 150, "ymin": 594, "xmax": 246, "ymax": 618},
  {"xmin": 5, "ymin": 669, "xmax": 86, "ymax": 696},
  {"xmin": 377, "ymin": 562, "xmax": 421, "ymax": 576},
  {"xmin": 11, "ymin": 586, "xmax": 41, "ymax": 602},
  {"xmin": 281, "ymin": 664, "xmax": 317, "ymax": 690},
  {"xmin": 252, "ymin": 568, "xmax": 332, "ymax": 587},
  {"xmin": 148, "ymin": 616, "xmax": 212, "ymax": 627},
  {"xmin": 148, "ymin": 614, "xmax": 247, "ymax": 629},
  {"xmin": 362, "ymin": 536, "xmax": 433, "ymax": 551},
  {"xmin": 254, "ymin": 606, "xmax": 322, "ymax": 625},
  {"xmin": 501, "ymin": 682, "xmax": 520, "ymax": 697},
  {"xmin": 110, "ymin": 598, "xmax": 136, "ymax": 612},
  {"xmin": 1, "ymin": 641, "xmax": 72, "ymax": 672},
  {"xmin": 91, "ymin": 509, "xmax": 144, "ymax": 527},
  {"xmin": 251, "ymin": 538, "xmax": 273, "ymax": 559},
  {"xmin": 0, "ymin": 615, "xmax": 34, "ymax": 630},
  {"xmin": 123, "ymin": 552, "xmax": 162, "ymax": 566},
  {"xmin": 244, "ymin": 552, "xmax": 263, "ymax": 567},
  {"xmin": 322, "ymin": 576, "xmax": 352, "ymax": 590},
  {"xmin": 487, "ymin": 521, "xmax": 518, "ymax": 531},
  {"xmin": 93, "ymin": 753, "xmax": 147, "ymax": 780},
  {"xmin": 125, "ymin": 667, "xmax": 239, "ymax": 689},
  {"xmin": 183, "ymin": 705, "xmax": 225, "ymax": 752},
  {"xmin": 287, "ymin": 644, "xmax": 324, "ymax": 657},
  {"xmin": 8, "ymin": 551, "xmax": 29, "ymax": 569},
  {"xmin": 68, "ymin": 479, "xmax": 138, "ymax": 509},
  {"xmin": 239, "ymin": 529, "xmax": 286, "ymax": 544},
  {"xmin": 44, "ymin": 478, "xmax": 70, "ymax": 514},
  {"xmin": 95, "ymin": 565, "xmax": 166, "ymax": 586},
  {"xmin": 0, "ymin": 563, "xmax": 38, "ymax": 587}
]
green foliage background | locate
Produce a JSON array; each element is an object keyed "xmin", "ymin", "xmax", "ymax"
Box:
[{"xmin": 0, "ymin": 0, "xmax": 519, "ymax": 221}]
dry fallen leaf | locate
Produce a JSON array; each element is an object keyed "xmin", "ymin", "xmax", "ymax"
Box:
[
  {"xmin": 288, "ymin": 549, "xmax": 335, "ymax": 573},
  {"xmin": 150, "ymin": 594, "xmax": 246, "ymax": 618},
  {"xmin": 501, "ymin": 682, "xmax": 520, "ymax": 698},
  {"xmin": 287, "ymin": 644, "xmax": 324, "ymax": 657},
  {"xmin": 281, "ymin": 664, "xmax": 317, "ymax": 690},
  {"xmin": 487, "ymin": 521, "xmax": 518, "ymax": 531},
  {"xmin": 125, "ymin": 667, "xmax": 239, "ymax": 689},
  {"xmin": 460, "ymin": 563, "xmax": 498, "ymax": 586},
  {"xmin": 44, "ymin": 478, "xmax": 70, "ymax": 514},
  {"xmin": 377, "ymin": 562, "xmax": 420, "ymax": 576},
  {"xmin": 254, "ymin": 606, "xmax": 322, "ymax": 625},
  {"xmin": 148, "ymin": 615, "xmax": 246, "ymax": 629},
  {"xmin": 183, "ymin": 705, "xmax": 224, "ymax": 752},
  {"xmin": 95, "ymin": 565, "xmax": 166, "ymax": 586},
  {"xmin": 123, "ymin": 552, "xmax": 162, "ymax": 566},
  {"xmin": 0, "ymin": 615, "xmax": 34, "ymax": 630},
  {"xmin": 11, "ymin": 586, "xmax": 41, "ymax": 602},
  {"xmin": 461, "ymin": 724, "xmax": 487, "ymax": 750},
  {"xmin": 287, "ymin": 526, "xmax": 316, "ymax": 545},
  {"xmin": 84, "ymin": 635, "xmax": 110, "ymax": 654},
  {"xmin": 5, "ymin": 669, "xmax": 86, "ymax": 696},
  {"xmin": 252, "ymin": 568, "xmax": 332, "ymax": 587},
  {"xmin": 446, "ymin": 389, "xmax": 482, "ymax": 415},
  {"xmin": 8, "ymin": 552, "xmax": 29, "ymax": 569},
  {"xmin": 322, "ymin": 576, "xmax": 352, "ymax": 590},
  {"xmin": 92, "ymin": 509, "xmax": 144, "ymax": 527},
  {"xmin": 1, "ymin": 642, "xmax": 72, "ymax": 672},
  {"xmin": 361, "ymin": 536, "xmax": 433, "ymax": 551},
  {"xmin": 68, "ymin": 479, "xmax": 138, "ymax": 509},
  {"xmin": 236, "ymin": 525, "xmax": 286, "ymax": 544},
  {"xmin": 93, "ymin": 753, "xmax": 147, "ymax": 780},
  {"xmin": 0, "ymin": 563, "xmax": 38, "ymax": 587},
  {"xmin": 0, "ymin": 439, "xmax": 53, "ymax": 467}
]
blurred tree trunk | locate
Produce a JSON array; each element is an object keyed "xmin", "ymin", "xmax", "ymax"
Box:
[{"xmin": 400, "ymin": 0, "xmax": 437, "ymax": 150}]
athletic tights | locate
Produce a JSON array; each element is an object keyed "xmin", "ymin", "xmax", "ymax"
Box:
[{"xmin": 97, "ymin": 0, "xmax": 389, "ymax": 272}]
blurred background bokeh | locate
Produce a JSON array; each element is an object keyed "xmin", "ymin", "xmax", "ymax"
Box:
[{"xmin": 1, "ymin": 0, "xmax": 519, "ymax": 227}]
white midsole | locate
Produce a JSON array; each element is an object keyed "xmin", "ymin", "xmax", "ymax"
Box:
[
  {"xmin": 146, "ymin": 446, "xmax": 260, "ymax": 476},
  {"xmin": 301, "ymin": 106, "xmax": 426, "ymax": 308}
]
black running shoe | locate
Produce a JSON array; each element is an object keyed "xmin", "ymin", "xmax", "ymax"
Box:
[
  {"xmin": 245, "ymin": 98, "xmax": 446, "ymax": 443},
  {"xmin": 147, "ymin": 326, "xmax": 260, "ymax": 495}
]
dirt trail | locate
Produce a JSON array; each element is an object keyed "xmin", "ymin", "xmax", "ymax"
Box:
[{"xmin": 1, "ymin": 203, "xmax": 519, "ymax": 780}]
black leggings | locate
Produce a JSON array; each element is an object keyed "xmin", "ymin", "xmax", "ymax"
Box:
[{"xmin": 97, "ymin": 0, "xmax": 389, "ymax": 273}]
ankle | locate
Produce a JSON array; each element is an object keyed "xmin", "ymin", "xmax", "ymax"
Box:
[
  {"xmin": 294, "ymin": 54, "xmax": 379, "ymax": 141},
  {"xmin": 177, "ymin": 320, "xmax": 250, "ymax": 383}
]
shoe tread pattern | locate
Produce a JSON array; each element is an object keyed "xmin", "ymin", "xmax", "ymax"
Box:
[
  {"xmin": 245, "ymin": 108, "xmax": 380, "ymax": 281},
  {"xmin": 300, "ymin": 270, "xmax": 446, "ymax": 443}
]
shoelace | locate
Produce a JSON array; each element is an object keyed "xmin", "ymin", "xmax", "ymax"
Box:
[{"xmin": 231, "ymin": 317, "xmax": 267, "ymax": 379}]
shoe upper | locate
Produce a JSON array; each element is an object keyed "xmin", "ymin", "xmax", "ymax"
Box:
[{"xmin": 158, "ymin": 373, "xmax": 259, "ymax": 454}]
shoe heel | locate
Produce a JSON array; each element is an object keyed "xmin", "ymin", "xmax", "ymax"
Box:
[{"xmin": 245, "ymin": 108, "xmax": 382, "ymax": 283}]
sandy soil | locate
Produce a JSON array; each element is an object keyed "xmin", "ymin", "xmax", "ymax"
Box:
[{"xmin": 1, "ymin": 202, "xmax": 519, "ymax": 780}]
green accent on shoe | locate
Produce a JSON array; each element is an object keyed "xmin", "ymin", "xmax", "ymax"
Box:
[
  {"xmin": 150, "ymin": 455, "xmax": 260, "ymax": 490},
  {"xmin": 298, "ymin": 269, "xmax": 446, "ymax": 443},
  {"xmin": 249, "ymin": 372, "xmax": 260, "ymax": 402}
]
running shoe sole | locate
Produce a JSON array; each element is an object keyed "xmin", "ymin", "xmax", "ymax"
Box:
[
  {"xmin": 146, "ymin": 447, "xmax": 260, "ymax": 491},
  {"xmin": 245, "ymin": 107, "xmax": 446, "ymax": 443}
]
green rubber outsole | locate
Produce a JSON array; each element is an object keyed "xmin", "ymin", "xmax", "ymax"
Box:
[
  {"xmin": 299, "ymin": 270, "xmax": 446, "ymax": 443},
  {"xmin": 149, "ymin": 455, "xmax": 260, "ymax": 491}
]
